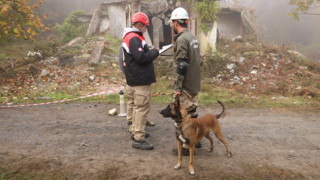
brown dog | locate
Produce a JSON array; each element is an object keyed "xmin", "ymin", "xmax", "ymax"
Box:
[{"xmin": 160, "ymin": 96, "xmax": 232, "ymax": 175}]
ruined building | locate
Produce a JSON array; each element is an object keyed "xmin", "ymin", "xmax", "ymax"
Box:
[{"xmin": 86, "ymin": 0, "xmax": 257, "ymax": 54}]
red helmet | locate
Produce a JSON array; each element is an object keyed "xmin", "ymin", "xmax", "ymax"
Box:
[{"xmin": 131, "ymin": 12, "xmax": 150, "ymax": 26}]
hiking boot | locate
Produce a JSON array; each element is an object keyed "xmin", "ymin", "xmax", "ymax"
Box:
[
  {"xmin": 172, "ymin": 147, "xmax": 193, "ymax": 156},
  {"xmin": 131, "ymin": 132, "xmax": 150, "ymax": 140},
  {"xmin": 146, "ymin": 121, "xmax": 155, "ymax": 127},
  {"xmin": 195, "ymin": 142, "xmax": 202, "ymax": 148},
  {"xmin": 132, "ymin": 139, "xmax": 154, "ymax": 150}
]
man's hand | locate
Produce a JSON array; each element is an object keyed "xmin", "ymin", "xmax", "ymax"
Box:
[{"xmin": 174, "ymin": 91, "xmax": 182, "ymax": 96}]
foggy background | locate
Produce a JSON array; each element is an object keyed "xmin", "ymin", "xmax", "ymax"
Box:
[
  {"xmin": 38, "ymin": 0, "xmax": 320, "ymax": 61},
  {"xmin": 238, "ymin": 0, "xmax": 320, "ymax": 61}
]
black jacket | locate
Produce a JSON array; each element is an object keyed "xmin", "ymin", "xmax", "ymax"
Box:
[{"xmin": 122, "ymin": 28, "xmax": 159, "ymax": 86}]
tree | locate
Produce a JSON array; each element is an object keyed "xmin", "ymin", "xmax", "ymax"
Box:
[
  {"xmin": 182, "ymin": 0, "xmax": 220, "ymax": 32},
  {"xmin": 289, "ymin": 0, "xmax": 320, "ymax": 20},
  {"xmin": 0, "ymin": 0, "xmax": 49, "ymax": 42}
]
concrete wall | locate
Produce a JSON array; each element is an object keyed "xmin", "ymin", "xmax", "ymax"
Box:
[
  {"xmin": 197, "ymin": 21, "xmax": 218, "ymax": 54},
  {"xmin": 217, "ymin": 11, "xmax": 243, "ymax": 39},
  {"xmin": 108, "ymin": 4, "xmax": 126, "ymax": 38}
]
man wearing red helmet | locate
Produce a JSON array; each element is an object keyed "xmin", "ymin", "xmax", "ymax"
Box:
[{"xmin": 122, "ymin": 12, "xmax": 159, "ymax": 150}]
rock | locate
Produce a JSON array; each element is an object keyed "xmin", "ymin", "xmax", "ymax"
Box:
[
  {"xmin": 89, "ymin": 75, "xmax": 95, "ymax": 81},
  {"xmin": 233, "ymin": 75, "xmax": 241, "ymax": 85},
  {"xmin": 250, "ymin": 69, "xmax": 258, "ymax": 74},
  {"xmin": 73, "ymin": 54, "xmax": 91, "ymax": 65},
  {"xmin": 28, "ymin": 64, "xmax": 40, "ymax": 74},
  {"xmin": 227, "ymin": 64, "xmax": 236, "ymax": 74},
  {"xmin": 239, "ymin": 57, "xmax": 246, "ymax": 62},
  {"xmin": 232, "ymin": 35, "xmax": 242, "ymax": 41},
  {"xmin": 86, "ymin": 8, "xmax": 101, "ymax": 36},
  {"xmin": 0, "ymin": 62, "xmax": 12, "ymax": 72},
  {"xmin": 67, "ymin": 37, "xmax": 85, "ymax": 47},
  {"xmin": 27, "ymin": 51, "xmax": 42, "ymax": 59},
  {"xmin": 88, "ymin": 38, "xmax": 105, "ymax": 65},
  {"xmin": 59, "ymin": 55, "xmax": 75, "ymax": 66},
  {"xmin": 99, "ymin": 18, "xmax": 110, "ymax": 33},
  {"xmin": 40, "ymin": 69, "xmax": 49, "ymax": 77},
  {"xmin": 108, "ymin": 108, "xmax": 117, "ymax": 116}
]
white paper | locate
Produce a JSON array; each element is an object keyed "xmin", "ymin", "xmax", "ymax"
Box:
[{"xmin": 159, "ymin": 44, "xmax": 174, "ymax": 54}]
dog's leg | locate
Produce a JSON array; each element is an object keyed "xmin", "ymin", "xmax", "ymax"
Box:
[
  {"xmin": 188, "ymin": 146, "xmax": 195, "ymax": 175},
  {"xmin": 214, "ymin": 131, "xmax": 232, "ymax": 157},
  {"xmin": 174, "ymin": 140, "xmax": 182, "ymax": 170},
  {"xmin": 205, "ymin": 133, "xmax": 214, "ymax": 152}
]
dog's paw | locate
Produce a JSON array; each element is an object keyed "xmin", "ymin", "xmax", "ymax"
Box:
[
  {"xmin": 225, "ymin": 151, "xmax": 233, "ymax": 157},
  {"xmin": 174, "ymin": 164, "xmax": 181, "ymax": 170},
  {"xmin": 189, "ymin": 170, "xmax": 195, "ymax": 175}
]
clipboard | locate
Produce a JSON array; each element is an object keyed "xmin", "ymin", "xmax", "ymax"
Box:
[{"xmin": 159, "ymin": 44, "xmax": 174, "ymax": 54}]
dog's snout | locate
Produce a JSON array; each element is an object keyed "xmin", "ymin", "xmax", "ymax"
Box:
[{"xmin": 160, "ymin": 105, "xmax": 171, "ymax": 117}]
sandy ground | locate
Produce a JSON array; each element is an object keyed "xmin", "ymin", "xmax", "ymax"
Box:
[{"xmin": 0, "ymin": 103, "xmax": 319, "ymax": 179}]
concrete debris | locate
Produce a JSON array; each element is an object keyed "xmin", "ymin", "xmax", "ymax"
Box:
[
  {"xmin": 232, "ymin": 35, "xmax": 242, "ymax": 42},
  {"xmin": 40, "ymin": 69, "xmax": 49, "ymax": 77},
  {"xmin": 108, "ymin": 108, "xmax": 117, "ymax": 116},
  {"xmin": 250, "ymin": 69, "xmax": 258, "ymax": 74},
  {"xmin": 88, "ymin": 38, "xmax": 105, "ymax": 65}
]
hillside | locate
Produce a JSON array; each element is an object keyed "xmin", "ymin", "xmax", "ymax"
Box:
[{"xmin": 0, "ymin": 35, "xmax": 320, "ymax": 108}]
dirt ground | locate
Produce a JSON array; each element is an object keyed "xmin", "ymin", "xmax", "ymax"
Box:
[{"xmin": 0, "ymin": 103, "xmax": 319, "ymax": 179}]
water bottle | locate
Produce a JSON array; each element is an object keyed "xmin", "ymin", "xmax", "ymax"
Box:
[{"xmin": 118, "ymin": 90, "xmax": 127, "ymax": 117}]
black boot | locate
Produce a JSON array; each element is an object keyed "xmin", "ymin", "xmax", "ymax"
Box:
[
  {"xmin": 172, "ymin": 147, "xmax": 193, "ymax": 156},
  {"xmin": 131, "ymin": 132, "xmax": 150, "ymax": 140},
  {"xmin": 195, "ymin": 142, "xmax": 202, "ymax": 148},
  {"xmin": 132, "ymin": 139, "xmax": 154, "ymax": 150}
]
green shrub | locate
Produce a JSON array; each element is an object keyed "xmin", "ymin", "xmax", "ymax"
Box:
[
  {"xmin": 33, "ymin": 37, "xmax": 62, "ymax": 58},
  {"xmin": 0, "ymin": 54, "xmax": 6, "ymax": 61},
  {"xmin": 53, "ymin": 10, "xmax": 89, "ymax": 43},
  {"xmin": 104, "ymin": 35, "xmax": 122, "ymax": 54},
  {"xmin": 202, "ymin": 53, "xmax": 228, "ymax": 77}
]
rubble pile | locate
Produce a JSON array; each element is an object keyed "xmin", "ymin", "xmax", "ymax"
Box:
[
  {"xmin": 205, "ymin": 38, "xmax": 320, "ymax": 99},
  {"xmin": 1, "ymin": 36, "xmax": 319, "ymax": 104},
  {"xmin": 0, "ymin": 54, "xmax": 124, "ymax": 103}
]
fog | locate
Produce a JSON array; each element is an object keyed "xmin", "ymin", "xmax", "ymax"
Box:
[
  {"xmin": 238, "ymin": 0, "xmax": 320, "ymax": 61},
  {"xmin": 38, "ymin": 0, "xmax": 108, "ymax": 24},
  {"xmin": 38, "ymin": 0, "xmax": 320, "ymax": 61}
]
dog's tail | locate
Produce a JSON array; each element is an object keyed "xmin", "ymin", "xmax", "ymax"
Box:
[{"xmin": 216, "ymin": 101, "xmax": 226, "ymax": 119}]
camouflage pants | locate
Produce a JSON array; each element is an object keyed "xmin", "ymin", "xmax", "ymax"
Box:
[
  {"xmin": 126, "ymin": 85, "xmax": 151, "ymax": 141},
  {"xmin": 180, "ymin": 90, "xmax": 198, "ymax": 115}
]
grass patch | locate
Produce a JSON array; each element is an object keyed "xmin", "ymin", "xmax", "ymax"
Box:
[
  {"xmin": 0, "ymin": 168, "xmax": 36, "ymax": 180},
  {"xmin": 0, "ymin": 54, "xmax": 6, "ymax": 61},
  {"xmin": 1, "ymin": 78, "xmax": 319, "ymax": 109},
  {"xmin": 199, "ymin": 86, "xmax": 252, "ymax": 108},
  {"xmin": 104, "ymin": 34, "xmax": 122, "ymax": 55},
  {"xmin": 0, "ymin": 40, "xmax": 33, "ymax": 59}
]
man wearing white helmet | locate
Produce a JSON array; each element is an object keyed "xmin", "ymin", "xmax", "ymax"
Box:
[{"xmin": 170, "ymin": 7, "xmax": 202, "ymax": 155}]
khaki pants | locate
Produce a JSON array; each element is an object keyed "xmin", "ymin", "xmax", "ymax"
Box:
[
  {"xmin": 179, "ymin": 90, "xmax": 198, "ymax": 112},
  {"xmin": 126, "ymin": 85, "xmax": 151, "ymax": 141}
]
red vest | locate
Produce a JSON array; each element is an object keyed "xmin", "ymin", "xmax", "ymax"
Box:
[{"xmin": 122, "ymin": 32, "xmax": 146, "ymax": 54}]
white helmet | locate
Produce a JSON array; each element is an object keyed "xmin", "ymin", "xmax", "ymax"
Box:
[{"xmin": 170, "ymin": 7, "xmax": 189, "ymax": 21}]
